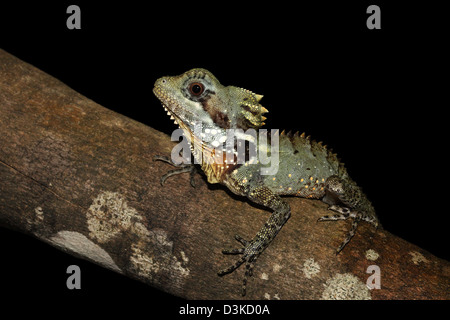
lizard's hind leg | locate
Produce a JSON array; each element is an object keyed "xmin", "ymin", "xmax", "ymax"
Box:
[{"xmin": 318, "ymin": 175, "xmax": 379, "ymax": 253}]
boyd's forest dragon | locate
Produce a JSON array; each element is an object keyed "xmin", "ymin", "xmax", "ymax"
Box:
[{"xmin": 153, "ymin": 68, "xmax": 380, "ymax": 296}]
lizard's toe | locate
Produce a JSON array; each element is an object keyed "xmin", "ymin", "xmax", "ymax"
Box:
[{"xmin": 218, "ymin": 236, "xmax": 261, "ymax": 296}]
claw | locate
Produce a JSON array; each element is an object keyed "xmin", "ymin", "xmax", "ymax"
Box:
[
  {"xmin": 218, "ymin": 235, "xmax": 262, "ymax": 296},
  {"xmin": 234, "ymin": 234, "xmax": 249, "ymax": 247},
  {"xmin": 189, "ymin": 175, "xmax": 196, "ymax": 188},
  {"xmin": 160, "ymin": 167, "xmax": 196, "ymax": 186},
  {"xmin": 218, "ymin": 256, "xmax": 246, "ymax": 276},
  {"xmin": 222, "ymin": 248, "xmax": 245, "ymax": 255},
  {"xmin": 154, "ymin": 154, "xmax": 197, "ymax": 188},
  {"xmin": 337, "ymin": 218, "xmax": 360, "ymax": 254},
  {"xmin": 320, "ymin": 205, "xmax": 367, "ymax": 254}
]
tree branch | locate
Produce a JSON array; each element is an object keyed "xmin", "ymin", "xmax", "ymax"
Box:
[{"xmin": 0, "ymin": 49, "xmax": 448, "ymax": 299}]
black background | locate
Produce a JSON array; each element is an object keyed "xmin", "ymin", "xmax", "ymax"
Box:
[{"xmin": 0, "ymin": 0, "xmax": 447, "ymax": 314}]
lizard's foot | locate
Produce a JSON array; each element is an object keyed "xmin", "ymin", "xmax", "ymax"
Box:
[
  {"xmin": 321, "ymin": 205, "xmax": 380, "ymax": 228},
  {"xmin": 153, "ymin": 155, "xmax": 197, "ymax": 187},
  {"xmin": 317, "ymin": 205, "xmax": 353, "ymax": 221},
  {"xmin": 218, "ymin": 235, "xmax": 260, "ymax": 296},
  {"xmin": 321, "ymin": 175, "xmax": 381, "ymax": 253},
  {"xmin": 318, "ymin": 205, "xmax": 362, "ymax": 254},
  {"xmin": 318, "ymin": 205, "xmax": 380, "ymax": 253}
]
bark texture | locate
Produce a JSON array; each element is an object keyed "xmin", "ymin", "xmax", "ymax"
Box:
[{"xmin": 0, "ymin": 49, "xmax": 448, "ymax": 300}]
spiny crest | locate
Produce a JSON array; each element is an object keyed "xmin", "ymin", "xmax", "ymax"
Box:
[
  {"xmin": 236, "ymin": 87, "xmax": 268, "ymax": 129},
  {"xmin": 281, "ymin": 130, "xmax": 347, "ymax": 175}
]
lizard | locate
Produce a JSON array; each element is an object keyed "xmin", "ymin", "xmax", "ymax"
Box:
[{"xmin": 152, "ymin": 68, "xmax": 380, "ymax": 296}]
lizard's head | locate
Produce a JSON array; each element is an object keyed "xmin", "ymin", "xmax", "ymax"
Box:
[{"xmin": 153, "ymin": 68, "xmax": 268, "ymax": 135}]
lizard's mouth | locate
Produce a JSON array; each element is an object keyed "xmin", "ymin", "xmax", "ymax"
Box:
[
  {"xmin": 153, "ymin": 85, "xmax": 195, "ymax": 134},
  {"xmin": 154, "ymin": 85, "xmax": 181, "ymax": 127},
  {"xmin": 161, "ymin": 103, "xmax": 180, "ymax": 126},
  {"xmin": 159, "ymin": 100, "xmax": 192, "ymax": 134}
]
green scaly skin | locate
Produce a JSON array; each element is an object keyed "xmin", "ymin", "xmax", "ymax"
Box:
[{"xmin": 153, "ymin": 69, "xmax": 380, "ymax": 296}]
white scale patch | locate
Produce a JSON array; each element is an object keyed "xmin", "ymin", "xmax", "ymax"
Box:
[{"xmin": 211, "ymin": 140, "xmax": 221, "ymax": 148}]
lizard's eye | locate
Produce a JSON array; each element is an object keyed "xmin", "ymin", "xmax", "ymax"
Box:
[{"xmin": 189, "ymin": 82, "xmax": 204, "ymax": 96}]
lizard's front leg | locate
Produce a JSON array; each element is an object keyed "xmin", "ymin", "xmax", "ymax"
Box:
[
  {"xmin": 153, "ymin": 155, "xmax": 197, "ymax": 187},
  {"xmin": 218, "ymin": 185, "xmax": 291, "ymax": 296}
]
